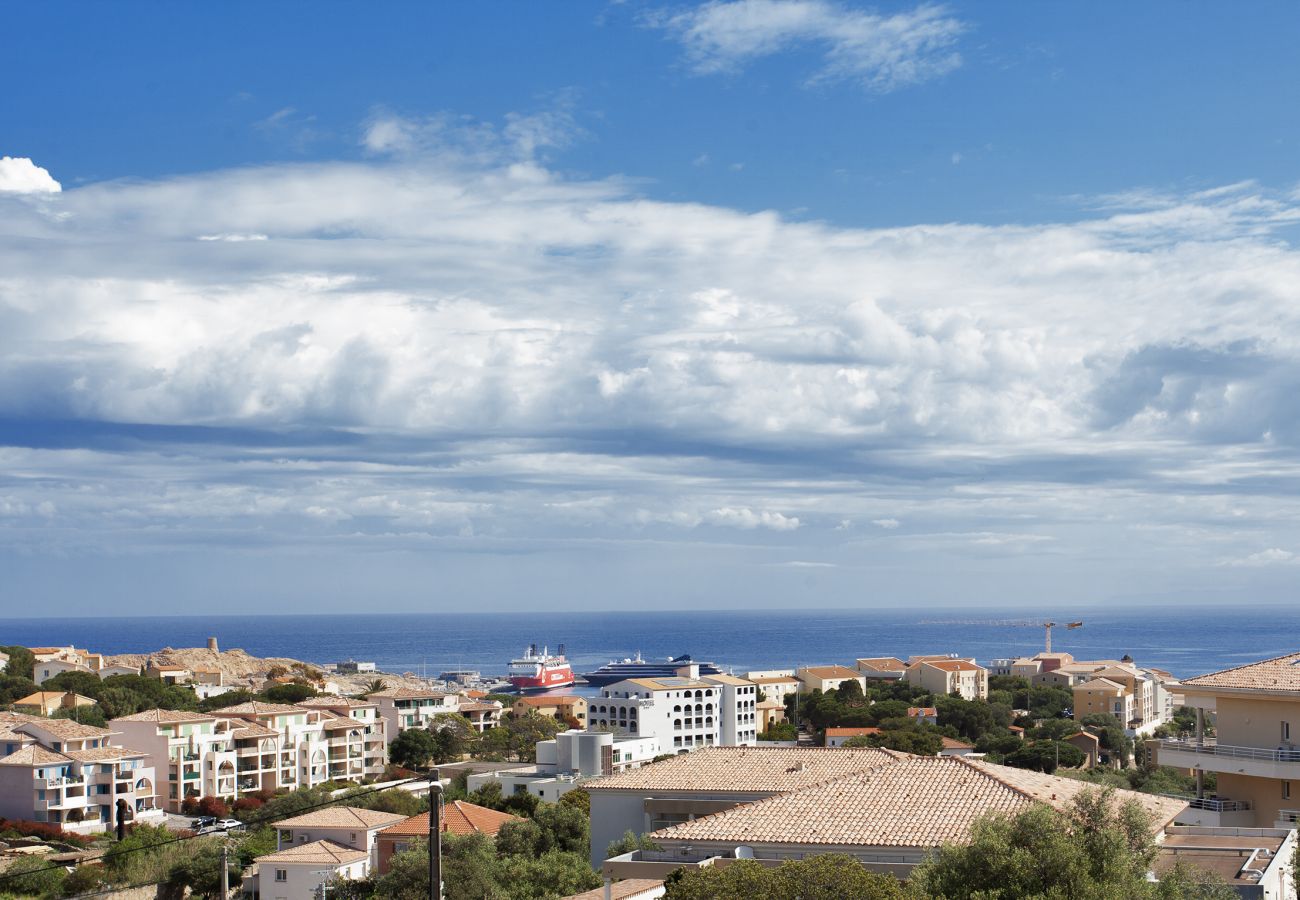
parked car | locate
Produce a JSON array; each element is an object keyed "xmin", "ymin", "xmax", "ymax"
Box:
[
  {"xmin": 215, "ymin": 819, "xmax": 245, "ymax": 832},
  {"xmin": 191, "ymin": 816, "xmax": 217, "ymax": 829}
]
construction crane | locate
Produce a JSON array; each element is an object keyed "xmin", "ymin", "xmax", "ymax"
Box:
[{"xmin": 1011, "ymin": 620, "xmax": 1083, "ymax": 654}]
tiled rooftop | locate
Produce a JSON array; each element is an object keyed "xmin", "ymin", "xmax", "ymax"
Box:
[
  {"xmin": 367, "ymin": 687, "xmax": 449, "ymax": 700},
  {"xmin": 651, "ymin": 756, "xmax": 1185, "ymax": 848},
  {"xmin": 799, "ymin": 666, "xmax": 862, "ymax": 679},
  {"xmin": 17, "ymin": 718, "xmax": 110, "ymax": 739},
  {"xmin": 623, "ymin": 677, "xmax": 713, "ymax": 691},
  {"xmin": 380, "ymin": 802, "xmax": 521, "ymax": 838},
  {"xmin": 275, "ymin": 806, "xmax": 407, "ymax": 830},
  {"xmin": 113, "ymin": 709, "xmax": 216, "ymax": 724},
  {"xmin": 62, "ymin": 746, "xmax": 147, "ymax": 762},
  {"xmin": 561, "ymin": 879, "xmax": 665, "ymax": 900},
  {"xmin": 1179, "ymin": 651, "xmax": 1300, "ymax": 692},
  {"xmin": 296, "ymin": 697, "xmax": 376, "ymax": 709},
  {"xmin": 585, "ymin": 746, "xmax": 900, "ymax": 793},
  {"xmin": 215, "ymin": 702, "xmax": 305, "ymax": 716},
  {"xmin": 256, "ymin": 839, "xmax": 369, "ymax": 866},
  {"xmin": 0, "ymin": 745, "xmax": 71, "ymax": 767}
]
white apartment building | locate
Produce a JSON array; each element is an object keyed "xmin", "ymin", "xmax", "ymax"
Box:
[
  {"xmin": 589, "ymin": 665, "xmax": 756, "ymax": 753},
  {"xmin": 368, "ymin": 687, "xmax": 460, "ymax": 738},
  {"xmin": 0, "ymin": 712, "xmax": 160, "ymax": 832},
  {"xmin": 112, "ymin": 701, "xmax": 385, "ymax": 813},
  {"xmin": 700, "ymin": 674, "xmax": 759, "ymax": 746},
  {"xmin": 467, "ymin": 729, "xmax": 660, "ymax": 803}
]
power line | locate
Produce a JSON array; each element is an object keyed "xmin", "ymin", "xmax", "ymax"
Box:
[{"xmin": 0, "ymin": 773, "xmax": 430, "ymax": 887}]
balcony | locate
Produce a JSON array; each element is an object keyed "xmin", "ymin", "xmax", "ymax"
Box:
[
  {"xmin": 1157, "ymin": 738, "xmax": 1300, "ymax": 780},
  {"xmin": 1164, "ymin": 795, "xmax": 1255, "ymax": 827}
]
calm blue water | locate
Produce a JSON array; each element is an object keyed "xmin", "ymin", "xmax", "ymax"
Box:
[{"xmin": 0, "ymin": 605, "xmax": 1294, "ymax": 681}]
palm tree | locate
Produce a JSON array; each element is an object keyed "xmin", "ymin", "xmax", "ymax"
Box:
[{"xmin": 362, "ymin": 678, "xmax": 389, "ymax": 696}]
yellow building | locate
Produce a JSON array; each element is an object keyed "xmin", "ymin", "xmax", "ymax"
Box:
[
  {"xmin": 1159, "ymin": 652, "xmax": 1300, "ymax": 828},
  {"xmin": 12, "ymin": 691, "xmax": 97, "ymax": 717},
  {"xmin": 796, "ymin": 666, "xmax": 866, "ymax": 694},
  {"xmin": 904, "ymin": 659, "xmax": 988, "ymax": 701}
]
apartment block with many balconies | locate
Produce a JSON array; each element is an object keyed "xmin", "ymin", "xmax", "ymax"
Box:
[
  {"xmin": 0, "ymin": 712, "xmax": 160, "ymax": 831},
  {"xmin": 1158, "ymin": 652, "xmax": 1300, "ymax": 829},
  {"xmin": 367, "ymin": 687, "xmax": 460, "ymax": 738}
]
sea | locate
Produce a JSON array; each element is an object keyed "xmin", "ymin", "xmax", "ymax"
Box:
[{"xmin": 0, "ymin": 604, "xmax": 1295, "ymax": 686}]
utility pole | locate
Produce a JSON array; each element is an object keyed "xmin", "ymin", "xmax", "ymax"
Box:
[
  {"xmin": 220, "ymin": 841, "xmax": 230, "ymax": 898},
  {"xmin": 428, "ymin": 771, "xmax": 444, "ymax": 900}
]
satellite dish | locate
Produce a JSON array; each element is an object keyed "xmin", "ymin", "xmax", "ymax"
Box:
[{"xmin": 734, "ymin": 846, "xmax": 755, "ymax": 859}]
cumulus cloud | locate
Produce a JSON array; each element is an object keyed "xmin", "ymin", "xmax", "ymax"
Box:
[
  {"xmin": 0, "ymin": 156, "xmax": 61, "ymax": 193},
  {"xmin": 3, "ymin": 122, "xmax": 1300, "ymax": 608},
  {"xmin": 647, "ymin": 0, "xmax": 965, "ymax": 91},
  {"xmin": 1222, "ymin": 548, "xmax": 1297, "ymax": 567}
]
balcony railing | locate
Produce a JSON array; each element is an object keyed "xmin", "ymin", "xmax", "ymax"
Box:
[
  {"xmin": 1185, "ymin": 797, "xmax": 1251, "ymax": 812},
  {"xmin": 1159, "ymin": 738, "xmax": 1300, "ymax": 763},
  {"xmin": 1278, "ymin": 809, "xmax": 1300, "ymax": 825}
]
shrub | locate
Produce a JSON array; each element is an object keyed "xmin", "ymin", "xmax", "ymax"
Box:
[
  {"xmin": 233, "ymin": 796, "xmax": 265, "ymax": 813},
  {"xmin": 194, "ymin": 796, "xmax": 230, "ymax": 818}
]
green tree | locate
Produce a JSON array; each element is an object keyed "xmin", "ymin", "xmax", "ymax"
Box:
[
  {"xmin": 260, "ymin": 682, "xmax": 318, "ymax": 704},
  {"xmin": 557, "ymin": 787, "xmax": 589, "ymax": 815},
  {"xmin": 910, "ymin": 788, "xmax": 1235, "ymax": 899},
  {"xmin": 1004, "ymin": 739, "xmax": 1086, "ymax": 773},
  {"xmin": 935, "ymin": 695, "xmax": 1010, "ymax": 741},
  {"xmin": 495, "ymin": 818, "xmax": 544, "ymax": 858},
  {"xmin": 757, "ymin": 721, "xmax": 797, "ymax": 741},
  {"xmin": 0, "ymin": 854, "xmax": 67, "ymax": 898},
  {"xmin": 431, "ymin": 712, "xmax": 476, "ymax": 762},
  {"xmin": 605, "ymin": 830, "xmax": 661, "ymax": 859},
  {"xmin": 505, "ymin": 712, "xmax": 564, "ymax": 762},
  {"xmin": 97, "ymin": 684, "xmax": 145, "ymax": 719},
  {"xmin": 662, "ymin": 854, "xmax": 911, "ymax": 900},
  {"xmin": 493, "ymin": 850, "xmax": 601, "ymax": 899},
  {"xmin": 53, "ymin": 704, "xmax": 106, "ymax": 727},
  {"xmin": 0, "ymin": 674, "xmax": 39, "ymax": 706},
  {"xmin": 1, "ymin": 646, "xmax": 36, "ymax": 681},
  {"xmin": 389, "ymin": 728, "xmax": 439, "ymax": 770},
  {"xmin": 41, "ymin": 669, "xmax": 104, "ymax": 698},
  {"xmin": 198, "ymin": 688, "xmax": 256, "ymax": 712},
  {"xmin": 532, "ymin": 802, "xmax": 588, "ymax": 854}
]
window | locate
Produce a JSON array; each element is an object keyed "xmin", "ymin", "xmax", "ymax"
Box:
[
  {"xmin": 350, "ymin": 832, "xmax": 357, "ymax": 844},
  {"xmin": 274, "ymin": 869, "xmax": 287, "ymax": 882},
  {"xmin": 1284, "ymin": 722, "xmax": 1292, "ymax": 742},
  {"xmin": 1284, "ymin": 781, "xmax": 1291, "ymax": 801}
]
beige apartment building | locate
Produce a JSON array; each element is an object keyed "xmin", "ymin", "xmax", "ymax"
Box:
[
  {"xmin": 112, "ymin": 701, "xmax": 385, "ymax": 813},
  {"xmin": 1159, "ymin": 652, "xmax": 1300, "ymax": 829},
  {"xmin": 368, "ymin": 686, "xmax": 460, "ymax": 737},
  {"xmin": 796, "ymin": 666, "xmax": 867, "ymax": 694},
  {"xmin": 904, "ymin": 659, "xmax": 988, "ymax": 701},
  {"xmin": 0, "ymin": 712, "xmax": 160, "ymax": 832}
]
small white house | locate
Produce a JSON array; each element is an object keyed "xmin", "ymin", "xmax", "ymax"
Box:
[{"xmin": 243, "ymin": 840, "xmax": 369, "ymax": 899}]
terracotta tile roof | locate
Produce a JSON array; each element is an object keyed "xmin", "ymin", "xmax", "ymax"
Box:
[
  {"xmin": 61, "ymin": 746, "xmax": 148, "ymax": 762},
  {"xmin": 940, "ymin": 737, "xmax": 974, "ymax": 750},
  {"xmin": 701, "ymin": 674, "xmax": 753, "ymax": 686},
  {"xmin": 230, "ymin": 724, "xmax": 281, "ymax": 740},
  {"xmin": 112, "ymin": 709, "xmax": 217, "ymax": 724},
  {"xmin": 256, "ymin": 839, "xmax": 369, "ymax": 866},
  {"xmin": 585, "ymin": 746, "xmax": 901, "ymax": 794},
  {"xmin": 214, "ymin": 701, "xmax": 305, "ymax": 716},
  {"xmin": 856, "ymin": 657, "xmax": 907, "ymax": 670},
  {"xmin": 458, "ymin": 703, "xmax": 502, "ymax": 713},
  {"xmin": 150, "ymin": 665, "xmax": 190, "ymax": 672},
  {"xmin": 749, "ymin": 675, "xmax": 799, "ymax": 684},
  {"xmin": 14, "ymin": 692, "xmax": 96, "ymax": 706},
  {"xmin": 825, "ymin": 727, "xmax": 880, "ymax": 737},
  {"xmin": 907, "ymin": 707, "xmax": 938, "ymax": 717},
  {"xmin": 275, "ymin": 806, "xmax": 407, "ymax": 830},
  {"xmin": 1076, "ymin": 678, "xmax": 1127, "ymax": 692},
  {"xmin": 380, "ymin": 802, "xmax": 522, "ymax": 838},
  {"xmin": 464, "ymin": 690, "xmax": 488, "ymax": 699},
  {"xmin": 799, "ymin": 666, "xmax": 862, "ymax": 680},
  {"xmin": 650, "ymin": 757, "xmax": 1186, "ymax": 848},
  {"xmin": 0, "ymin": 745, "xmax": 72, "ymax": 766},
  {"xmin": 561, "ymin": 879, "xmax": 665, "ymax": 900},
  {"xmin": 514, "ymin": 695, "xmax": 584, "ymax": 707},
  {"xmin": 296, "ymin": 697, "xmax": 376, "ymax": 709},
  {"xmin": 923, "ymin": 660, "xmax": 985, "ymax": 673},
  {"xmin": 1179, "ymin": 651, "xmax": 1300, "ymax": 693},
  {"xmin": 17, "ymin": 718, "xmax": 110, "ymax": 739},
  {"xmin": 27, "ymin": 647, "xmax": 69, "ymax": 655},
  {"xmin": 367, "ymin": 687, "xmax": 449, "ymax": 700}
]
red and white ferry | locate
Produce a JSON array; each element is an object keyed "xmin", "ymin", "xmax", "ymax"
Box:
[{"xmin": 508, "ymin": 644, "xmax": 574, "ymax": 691}]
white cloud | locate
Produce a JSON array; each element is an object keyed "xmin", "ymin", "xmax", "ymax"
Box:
[
  {"xmin": 1222, "ymin": 548, "xmax": 1297, "ymax": 567},
  {"xmin": 708, "ymin": 508, "xmax": 802, "ymax": 530},
  {"xmin": 872, "ymin": 518, "xmax": 900, "ymax": 529},
  {"xmin": 197, "ymin": 233, "xmax": 269, "ymax": 242},
  {"xmin": 5, "ymin": 117, "xmax": 1300, "ymax": 609},
  {"xmin": 0, "ymin": 156, "xmax": 61, "ymax": 193},
  {"xmin": 648, "ymin": 0, "xmax": 965, "ymax": 91}
]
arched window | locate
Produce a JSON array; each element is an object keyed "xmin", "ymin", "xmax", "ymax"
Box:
[{"xmin": 673, "ymin": 719, "xmax": 682, "ymax": 730}]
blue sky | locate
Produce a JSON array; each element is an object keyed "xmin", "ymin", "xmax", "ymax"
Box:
[{"xmin": 3, "ymin": 1, "xmax": 1300, "ymax": 615}]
